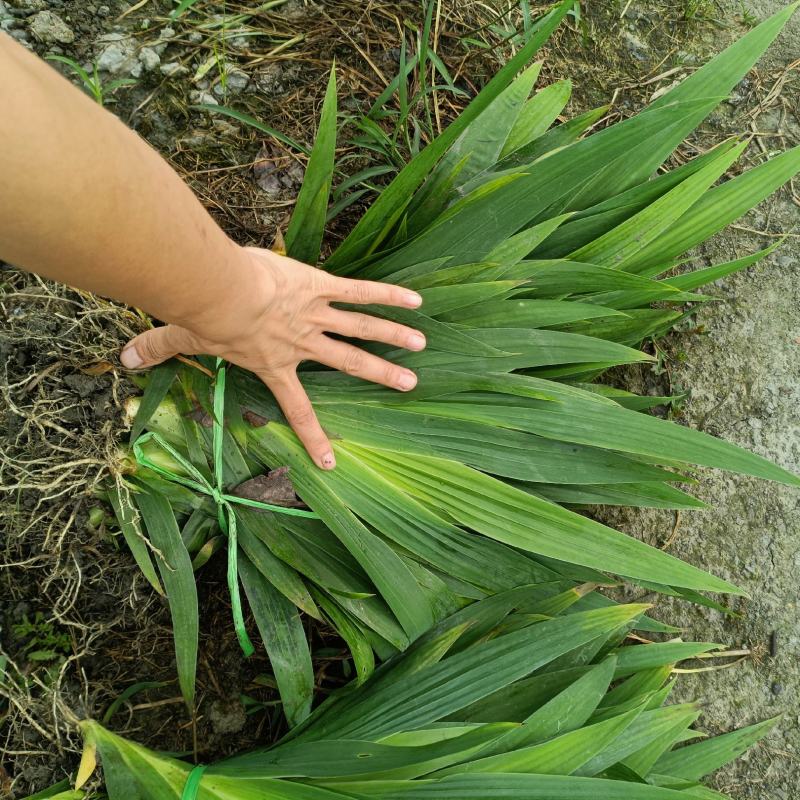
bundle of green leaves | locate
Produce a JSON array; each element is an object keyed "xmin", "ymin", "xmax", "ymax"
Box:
[
  {"xmin": 79, "ymin": 592, "xmax": 774, "ymax": 799},
  {"xmin": 113, "ymin": 0, "xmax": 800, "ymax": 726}
]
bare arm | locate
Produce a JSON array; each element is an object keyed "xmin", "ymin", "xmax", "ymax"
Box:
[{"xmin": 0, "ymin": 33, "xmax": 426, "ymax": 469}]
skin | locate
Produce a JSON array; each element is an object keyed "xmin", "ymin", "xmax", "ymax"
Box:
[{"xmin": 0, "ymin": 33, "xmax": 426, "ymax": 470}]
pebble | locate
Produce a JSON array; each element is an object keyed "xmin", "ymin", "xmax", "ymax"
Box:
[
  {"xmin": 160, "ymin": 61, "xmax": 189, "ymax": 78},
  {"xmin": 622, "ymin": 30, "xmax": 649, "ymax": 61},
  {"xmin": 138, "ymin": 46, "xmax": 160, "ymax": 72},
  {"xmin": 28, "ymin": 10, "xmax": 74, "ymax": 43},
  {"xmin": 212, "ymin": 67, "xmax": 249, "ymax": 96},
  {"xmin": 189, "ymin": 89, "xmax": 217, "ymax": 106},
  {"xmin": 771, "ymin": 682, "xmax": 783, "ymax": 696},
  {"xmin": 95, "ymin": 32, "xmax": 139, "ymax": 76}
]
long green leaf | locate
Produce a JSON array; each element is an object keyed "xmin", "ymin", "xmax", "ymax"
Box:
[
  {"xmin": 324, "ymin": 0, "xmax": 575, "ymax": 272},
  {"xmin": 652, "ymin": 718, "xmax": 778, "ymax": 781},
  {"xmin": 130, "ymin": 360, "xmax": 178, "ymax": 443},
  {"xmin": 240, "ymin": 555, "xmax": 314, "ymax": 727},
  {"xmin": 285, "ymin": 67, "xmax": 338, "ymax": 264},
  {"xmin": 135, "ymin": 491, "xmax": 198, "ymax": 709}
]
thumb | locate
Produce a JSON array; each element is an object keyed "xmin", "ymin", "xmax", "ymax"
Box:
[{"xmin": 120, "ymin": 325, "xmax": 200, "ymax": 369}]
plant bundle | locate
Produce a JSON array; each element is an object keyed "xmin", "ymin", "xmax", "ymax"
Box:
[
  {"xmin": 79, "ymin": 592, "xmax": 775, "ymax": 800},
  {"xmin": 113, "ymin": 0, "xmax": 800, "ymax": 726}
]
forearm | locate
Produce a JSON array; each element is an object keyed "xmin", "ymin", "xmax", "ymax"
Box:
[
  {"xmin": 0, "ymin": 32, "xmax": 263, "ymax": 331},
  {"xmin": 0, "ymin": 33, "xmax": 426, "ymax": 469}
]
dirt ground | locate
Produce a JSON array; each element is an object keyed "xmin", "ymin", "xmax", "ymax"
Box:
[{"xmin": 1, "ymin": 0, "xmax": 799, "ymax": 797}]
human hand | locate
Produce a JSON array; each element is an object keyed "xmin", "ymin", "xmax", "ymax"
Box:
[{"xmin": 120, "ymin": 246, "xmax": 426, "ymax": 469}]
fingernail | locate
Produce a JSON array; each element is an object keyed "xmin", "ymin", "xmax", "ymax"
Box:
[
  {"xmin": 397, "ymin": 371, "xmax": 417, "ymax": 391},
  {"xmin": 403, "ymin": 291, "xmax": 423, "ymax": 308},
  {"xmin": 407, "ymin": 333, "xmax": 426, "ymax": 351},
  {"xmin": 320, "ymin": 452, "xmax": 336, "ymax": 470},
  {"xmin": 120, "ymin": 345, "xmax": 143, "ymax": 369}
]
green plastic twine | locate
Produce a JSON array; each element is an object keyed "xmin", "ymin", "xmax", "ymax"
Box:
[
  {"xmin": 132, "ymin": 358, "xmax": 320, "ymax": 658},
  {"xmin": 181, "ymin": 764, "xmax": 208, "ymax": 800}
]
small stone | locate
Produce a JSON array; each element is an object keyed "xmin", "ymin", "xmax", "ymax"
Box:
[
  {"xmin": 771, "ymin": 682, "xmax": 783, "ymax": 695},
  {"xmin": 622, "ymin": 30, "xmax": 648, "ymax": 61},
  {"xmin": 159, "ymin": 26, "xmax": 175, "ymax": 40},
  {"xmin": 189, "ymin": 89, "xmax": 217, "ymax": 106},
  {"xmin": 28, "ymin": 10, "xmax": 74, "ymax": 43},
  {"xmin": 160, "ymin": 61, "xmax": 188, "ymax": 77},
  {"xmin": 97, "ymin": 4, "xmax": 109, "ymax": 15},
  {"xmin": 95, "ymin": 32, "xmax": 138, "ymax": 75},
  {"xmin": 188, "ymin": 30, "xmax": 202, "ymax": 43},
  {"xmin": 228, "ymin": 35, "xmax": 249, "ymax": 51},
  {"xmin": 138, "ymin": 46, "xmax": 160, "ymax": 71},
  {"xmin": 213, "ymin": 67, "xmax": 249, "ymax": 96},
  {"xmin": 255, "ymin": 62, "xmax": 284, "ymax": 94}
]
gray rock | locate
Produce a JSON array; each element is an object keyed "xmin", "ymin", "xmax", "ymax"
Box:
[
  {"xmin": 255, "ymin": 62, "xmax": 285, "ymax": 95},
  {"xmin": 189, "ymin": 89, "xmax": 217, "ymax": 106},
  {"xmin": 138, "ymin": 46, "xmax": 160, "ymax": 72},
  {"xmin": 213, "ymin": 67, "xmax": 249, "ymax": 96},
  {"xmin": 622, "ymin": 30, "xmax": 649, "ymax": 61},
  {"xmin": 28, "ymin": 10, "xmax": 74, "ymax": 43},
  {"xmin": 160, "ymin": 61, "xmax": 189, "ymax": 78},
  {"xmin": 95, "ymin": 33, "xmax": 139, "ymax": 76}
]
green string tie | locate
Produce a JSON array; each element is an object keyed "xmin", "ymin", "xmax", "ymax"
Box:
[
  {"xmin": 181, "ymin": 764, "xmax": 208, "ymax": 800},
  {"xmin": 133, "ymin": 358, "xmax": 320, "ymax": 657}
]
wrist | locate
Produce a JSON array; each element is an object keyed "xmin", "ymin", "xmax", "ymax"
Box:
[{"xmin": 169, "ymin": 242, "xmax": 278, "ymax": 344}]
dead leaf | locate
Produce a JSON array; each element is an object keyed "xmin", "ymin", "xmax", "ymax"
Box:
[
  {"xmin": 242, "ymin": 408, "xmax": 269, "ymax": 427},
  {"xmin": 75, "ymin": 737, "xmax": 97, "ymax": 789},
  {"xmin": 272, "ymin": 226, "xmax": 286, "ymax": 256},
  {"xmin": 0, "ymin": 764, "xmax": 12, "ymax": 799},
  {"xmin": 186, "ymin": 405, "xmax": 213, "ymax": 427},
  {"xmin": 230, "ymin": 467, "xmax": 304, "ymax": 509},
  {"xmin": 81, "ymin": 361, "xmax": 115, "ymax": 376}
]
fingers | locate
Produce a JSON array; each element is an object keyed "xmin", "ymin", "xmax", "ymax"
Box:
[
  {"xmin": 266, "ymin": 373, "xmax": 335, "ymax": 470},
  {"xmin": 315, "ymin": 337, "xmax": 418, "ymax": 392},
  {"xmin": 328, "ymin": 275, "xmax": 423, "ymax": 309},
  {"xmin": 120, "ymin": 325, "xmax": 199, "ymax": 369},
  {"xmin": 324, "ymin": 309, "xmax": 426, "ymax": 351}
]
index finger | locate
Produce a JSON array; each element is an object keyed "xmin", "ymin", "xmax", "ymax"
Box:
[{"xmin": 328, "ymin": 275, "xmax": 423, "ymax": 309}]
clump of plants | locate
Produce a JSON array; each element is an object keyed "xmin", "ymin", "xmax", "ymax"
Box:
[
  {"xmin": 78, "ymin": 593, "xmax": 775, "ymax": 799},
  {"xmin": 40, "ymin": 4, "xmax": 793, "ymax": 797},
  {"xmin": 112, "ymin": 0, "xmax": 800, "ymax": 725}
]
